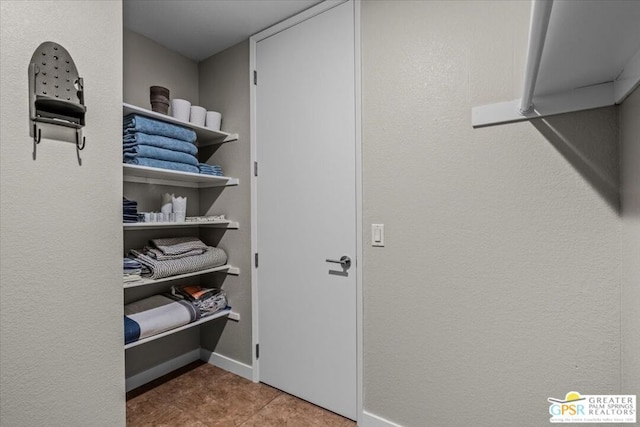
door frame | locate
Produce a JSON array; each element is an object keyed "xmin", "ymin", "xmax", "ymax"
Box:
[{"xmin": 249, "ymin": 0, "xmax": 363, "ymax": 422}]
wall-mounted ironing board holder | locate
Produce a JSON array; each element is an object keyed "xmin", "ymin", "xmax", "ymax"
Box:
[{"xmin": 29, "ymin": 41, "xmax": 86, "ymax": 155}]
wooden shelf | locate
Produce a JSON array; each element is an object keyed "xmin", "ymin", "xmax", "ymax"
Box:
[
  {"xmin": 123, "ymin": 103, "xmax": 238, "ymax": 146},
  {"xmin": 123, "ymin": 221, "xmax": 239, "ymax": 231},
  {"xmin": 124, "ymin": 265, "xmax": 240, "ymax": 289},
  {"xmin": 123, "ymin": 164, "xmax": 239, "ymax": 188},
  {"xmin": 124, "ymin": 308, "xmax": 232, "ymax": 349}
]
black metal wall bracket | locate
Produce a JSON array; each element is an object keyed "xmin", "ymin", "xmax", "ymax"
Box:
[{"xmin": 29, "ymin": 41, "xmax": 86, "ymax": 155}]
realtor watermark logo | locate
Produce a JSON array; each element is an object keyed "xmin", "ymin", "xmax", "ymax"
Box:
[{"xmin": 548, "ymin": 391, "xmax": 636, "ymax": 423}]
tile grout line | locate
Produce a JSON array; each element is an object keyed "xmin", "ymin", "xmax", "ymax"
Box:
[{"xmin": 235, "ymin": 390, "xmax": 285, "ymax": 426}]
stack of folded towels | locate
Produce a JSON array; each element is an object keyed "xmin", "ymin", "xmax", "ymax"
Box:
[
  {"xmin": 128, "ymin": 236, "xmax": 227, "ymax": 280},
  {"xmin": 123, "ymin": 257, "xmax": 144, "ymax": 284},
  {"xmin": 123, "ymin": 197, "xmax": 138, "ymax": 223},
  {"xmin": 198, "ymin": 163, "xmax": 224, "ymax": 176},
  {"xmin": 123, "ymin": 114, "xmax": 199, "ymax": 174}
]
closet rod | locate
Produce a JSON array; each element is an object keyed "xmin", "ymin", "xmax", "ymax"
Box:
[{"xmin": 519, "ymin": 0, "xmax": 554, "ymax": 115}]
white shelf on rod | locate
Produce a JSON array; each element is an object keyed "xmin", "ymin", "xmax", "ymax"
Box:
[
  {"xmin": 472, "ymin": 0, "xmax": 640, "ymax": 128},
  {"xmin": 123, "ymin": 164, "xmax": 239, "ymax": 188},
  {"xmin": 123, "ymin": 221, "xmax": 239, "ymax": 231},
  {"xmin": 123, "ymin": 103, "xmax": 238, "ymax": 146},
  {"xmin": 124, "ymin": 265, "xmax": 240, "ymax": 289},
  {"xmin": 124, "ymin": 308, "xmax": 232, "ymax": 350}
]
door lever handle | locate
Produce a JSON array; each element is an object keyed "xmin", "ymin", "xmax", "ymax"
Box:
[{"xmin": 325, "ymin": 255, "xmax": 351, "ymax": 268}]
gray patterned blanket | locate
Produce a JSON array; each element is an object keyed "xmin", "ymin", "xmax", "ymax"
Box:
[{"xmin": 129, "ymin": 237, "xmax": 227, "ymax": 279}]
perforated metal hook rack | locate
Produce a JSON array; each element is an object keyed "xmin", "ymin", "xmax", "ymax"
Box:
[{"xmin": 28, "ymin": 41, "xmax": 86, "ymax": 153}]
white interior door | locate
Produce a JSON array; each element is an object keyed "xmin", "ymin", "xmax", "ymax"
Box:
[{"xmin": 256, "ymin": 1, "xmax": 357, "ymax": 420}]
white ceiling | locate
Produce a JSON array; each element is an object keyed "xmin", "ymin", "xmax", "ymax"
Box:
[{"xmin": 123, "ymin": 0, "xmax": 322, "ymax": 62}]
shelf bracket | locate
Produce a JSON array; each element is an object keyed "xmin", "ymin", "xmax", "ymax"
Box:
[{"xmin": 472, "ymin": 82, "xmax": 614, "ymax": 128}]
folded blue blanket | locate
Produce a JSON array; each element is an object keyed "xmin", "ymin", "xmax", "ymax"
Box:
[
  {"xmin": 123, "ymin": 132, "xmax": 198, "ymax": 156},
  {"xmin": 124, "ymin": 145, "xmax": 198, "ymax": 166},
  {"xmin": 124, "ymin": 157, "xmax": 200, "ymax": 174},
  {"xmin": 124, "ymin": 114, "xmax": 197, "ymax": 143}
]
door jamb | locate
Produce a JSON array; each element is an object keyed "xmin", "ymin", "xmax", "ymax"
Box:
[{"xmin": 249, "ymin": 0, "xmax": 363, "ymax": 423}]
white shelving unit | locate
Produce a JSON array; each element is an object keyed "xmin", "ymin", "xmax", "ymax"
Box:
[
  {"xmin": 123, "ymin": 103, "xmax": 240, "ymax": 353},
  {"xmin": 124, "ymin": 102, "xmax": 238, "ymax": 147}
]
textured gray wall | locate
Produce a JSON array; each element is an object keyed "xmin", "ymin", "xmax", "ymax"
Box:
[
  {"xmin": 123, "ymin": 29, "xmax": 199, "ymax": 110},
  {"xmin": 361, "ymin": 1, "xmax": 621, "ymax": 426},
  {"xmin": 198, "ymin": 41, "xmax": 253, "ymax": 365},
  {"xmin": 621, "ymin": 87, "xmax": 640, "ymax": 396},
  {"xmin": 0, "ymin": 1, "xmax": 125, "ymax": 425}
]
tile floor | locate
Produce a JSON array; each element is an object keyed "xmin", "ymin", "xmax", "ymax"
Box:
[{"xmin": 126, "ymin": 361, "xmax": 356, "ymax": 426}]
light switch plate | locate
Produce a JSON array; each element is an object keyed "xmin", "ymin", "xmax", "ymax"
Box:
[{"xmin": 372, "ymin": 224, "xmax": 384, "ymax": 247}]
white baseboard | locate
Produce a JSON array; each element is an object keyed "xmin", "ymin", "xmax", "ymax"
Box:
[
  {"xmin": 360, "ymin": 411, "xmax": 404, "ymax": 427},
  {"xmin": 125, "ymin": 349, "xmax": 200, "ymax": 392},
  {"xmin": 200, "ymin": 349, "xmax": 254, "ymax": 381}
]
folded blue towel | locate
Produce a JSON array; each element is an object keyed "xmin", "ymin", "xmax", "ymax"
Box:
[
  {"xmin": 124, "ymin": 157, "xmax": 200, "ymax": 174},
  {"xmin": 124, "ymin": 145, "xmax": 198, "ymax": 166},
  {"xmin": 124, "ymin": 114, "xmax": 197, "ymax": 143},
  {"xmin": 198, "ymin": 163, "xmax": 221, "ymax": 170},
  {"xmin": 199, "ymin": 163, "xmax": 224, "ymax": 176},
  {"xmin": 123, "ymin": 132, "xmax": 198, "ymax": 156}
]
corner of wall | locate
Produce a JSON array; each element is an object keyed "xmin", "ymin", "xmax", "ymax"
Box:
[
  {"xmin": 620, "ymin": 87, "xmax": 640, "ymax": 395},
  {"xmin": 197, "ymin": 40, "xmax": 253, "ymax": 367},
  {"xmin": 123, "ymin": 28, "xmax": 199, "ymax": 108}
]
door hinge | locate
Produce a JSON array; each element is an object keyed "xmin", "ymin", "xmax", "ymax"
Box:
[
  {"xmin": 256, "ymin": 343, "xmax": 260, "ymax": 359},
  {"xmin": 254, "ymin": 161, "xmax": 258, "ymax": 177},
  {"xmin": 253, "ymin": 70, "xmax": 257, "ymax": 85},
  {"xmin": 254, "ymin": 252, "xmax": 259, "ymax": 268}
]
